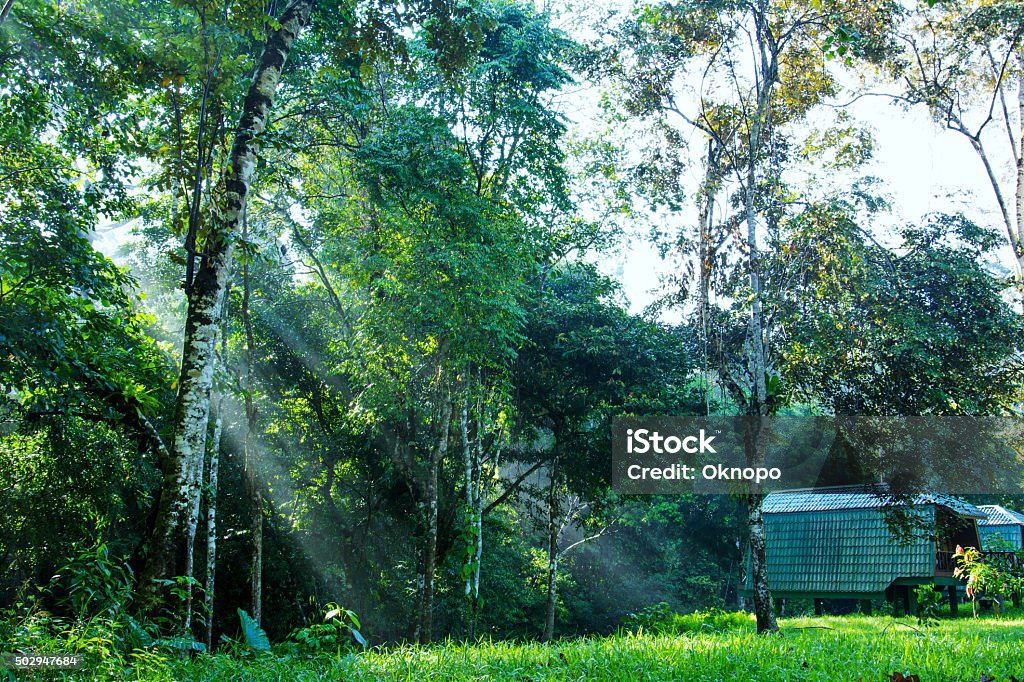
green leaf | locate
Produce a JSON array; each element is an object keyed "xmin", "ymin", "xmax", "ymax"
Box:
[
  {"xmin": 157, "ymin": 636, "xmax": 206, "ymax": 652},
  {"xmin": 238, "ymin": 608, "xmax": 271, "ymax": 651},
  {"xmin": 351, "ymin": 628, "xmax": 367, "ymax": 648},
  {"xmin": 125, "ymin": 615, "xmax": 155, "ymax": 648}
]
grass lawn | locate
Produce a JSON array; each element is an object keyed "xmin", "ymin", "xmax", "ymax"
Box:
[{"xmin": 142, "ymin": 614, "xmax": 1024, "ymax": 682}]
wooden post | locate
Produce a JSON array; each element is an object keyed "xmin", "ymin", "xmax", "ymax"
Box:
[
  {"xmin": 813, "ymin": 599, "xmax": 824, "ymax": 616},
  {"xmin": 902, "ymin": 586, "xmax": 912, "ymax": 617},
  {"xmin": 948, "ymin": 585, "xmax": 958, "ymax": 616},
  {"xmin": 860, "ymin": 599, "xmax": 872, "ymax": 616}
]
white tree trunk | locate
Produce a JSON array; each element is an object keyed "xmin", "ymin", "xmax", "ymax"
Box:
[
  {"xmin": 241, "ymin": 219, "xmax": 263, "ymax": 625},
  {"xmin": 462, "ymin": 401, "xmax": 473, "ymax": 601},
  {"xmin": 460, "ymin": 397, "xmax": 487, "ymax": 639},
  {"xmin": 741, "ymin": 0, "xmax": 778, "ymax": 634},
  {"xmin": 542, "ymin": 454, "xmax": 559, "ymax": 642},
  {"xmin": 203, "ymin": 394, "xmax": 223, "ymax": 650},
  {"xmin": 471, "ymin": 412, "xmax": 486, "ymax": 639},
  {"xmin": 138, "ymin": 0, "xmax": 314, "ymax": 623}
]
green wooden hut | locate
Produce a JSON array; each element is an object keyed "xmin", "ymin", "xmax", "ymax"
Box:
[
  {"xmin": 977, "ymin": 505, "xmax": 1024, "ymax": 551},
  {"xmin": 752, "ymin": 486, "xmax": 983, "ymax": 614}
]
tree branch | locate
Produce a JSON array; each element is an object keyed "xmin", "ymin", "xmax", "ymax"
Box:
[{"xmin": 483, "ymin": 459, "xmax": 546, "ymax": 516}]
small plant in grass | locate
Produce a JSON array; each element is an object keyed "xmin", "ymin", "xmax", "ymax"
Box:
[
  {"xmin": 140, "ymin": 576, "xmax": 208, "ymax": 655},
  {"xmin": 986, "ymin": 543, "xmax": 1024, "ymax": 607},
  {"xmin": 953, "ymin": 545, "xmax": 1022, "ymax": 617},
  {"xmin": 0, "ymin": 542, "xmax": 177, "ymax": 673},
  {"xmin": 0, "ymin": 598, "xmax": 141, "ymax": 676},
  {"xmin": 623, "ymin": 602, "xmax": 671, "ymax": 632},
  {"xmin": 913, "ymin": 586, "xmax": 943, "ymax": 627},
  {"xmin": 281, "ymin": 603, "xmax": 366, "ymax": 657}
]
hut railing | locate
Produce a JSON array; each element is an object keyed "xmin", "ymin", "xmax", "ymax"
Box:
[
  {"xmin": 935, "ymin": 550, "xmax": 955, "ymax": 576},
  {"xmin": 935, "ymin": 550, "xmax": 1024, "ymax": 577},
  {"xmin": 986, "ymin": 550, "xmax": 1024, "ymax": 576}
]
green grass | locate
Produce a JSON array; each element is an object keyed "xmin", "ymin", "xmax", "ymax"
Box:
[{"xmin": 141, "ymin": 614, "xmax": 1024, "ymax": 682}]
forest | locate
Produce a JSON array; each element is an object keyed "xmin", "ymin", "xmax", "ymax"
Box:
[{"xmin": 1, "ymin": 0, "xmax": 1024, "ymax": 679}]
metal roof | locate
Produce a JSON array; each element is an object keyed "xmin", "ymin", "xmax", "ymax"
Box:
[
  {"xmin": 762, "ymin": 486, "xmax": 986, "ymax": 519},
  {"xmin": 760, "ymin": 506, "xmax": 935, "ymax": 595},
  {"xmin": 978, "ymin": 505, "xmax": 1024, "ymax": 527}
]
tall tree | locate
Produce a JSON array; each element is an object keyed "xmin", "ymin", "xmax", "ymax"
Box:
[
  {"xmin": 138, "ymin": 0, "xmax": 314, "ymax": 624},
  {"xmin": 240, "ymin": 222, "xmax": 264, "ymax": 625},
  {"xmin": 591, "ymin": 0, "xmax": 898, "ymax": 633},
  {"xmin": 0, "ymin": 0, "xmax": 177, "ymax": 608},
  {"xmin": 349, "ymin": 103, "xmax": 531, "ymax": 643},
  {"xmin": 278, "ymin": 0, "xmax": 576, "ymax": 641}
]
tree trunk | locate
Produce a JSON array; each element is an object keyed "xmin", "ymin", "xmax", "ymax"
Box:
[
  {"xmin": 744, "ymin": 84, "xmax": 769, "ymax": 420},
  {"xmin": 415, "ymin": 468, "xmax": 438, "ymax": 644},
  {"xmin": 137, "ymin": 0, "xmax": 313, "ymax": 623},
  {"xmin": 746, "ymin": 493, "xmax": 776, "ymax": 631},
  {"xmin": 459, "ymin": 395, "xmax": 487, "ymax": 639},
  {"xmin": 418, "ymin": 390, "xmax": 452, "ymax": 644},
  {"xmin": 742, "ymin": 416, "xmax": 776, "ymax": 634},
  {"xmin": 741, "ymin": 0, "xmax": 778, "ymax": 635},
  {"xmin": 182, "ymin": 409, "xmax": 206, "ymax": 634},
  {"xmin": 470, "ymin": 408, "xmax": 486, "ymax": 639},
  {"xmin": 244, "ymin": 447, "xmax": 263, "ymax": 625},
  {"xmin": 968, "ymin": 134, "xmax": 1018, "ymax": 272},
  {"xmin": 542, "ymin": 453, "xmax": 559, "ymax": 642},
  {"xmin": 1015, "ymin": 50, "xmax": 1024, "ymax": 277},
  {"xmin": 462, "ymin": 400, "xmax": 473, "ymax": 604},
  {"xmin": 698, "ymin": 141, "xmax": 713, "ymax": 412},
  {"xmin": 735, "ymin": 534, "xmax": 746, "ymax": 611},
  {"xmin": 203, "ymin": 393, "xmax": 223, "ymax": 650},
  {"xmin": 241, "ymin": 213, "xmax": 263, "ymax": 625}
]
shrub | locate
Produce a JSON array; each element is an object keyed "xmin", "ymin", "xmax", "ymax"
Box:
[
  {"xmin": 50, "ymin": 541, "xmax": 133, "ymax": 621},
  {"xmin": 954, "ymin": 545, "xmax": 1024, "ymax": 617},
  {"xmin": 278, "ymin": 603, "xmax": 366, "ymax": 657},
  {"xmin": 623, "ymin": 603, "xmax": 752, "ymax": 635},
  {"xmin": 913, "ymin": 586, "xmax": 943, "ymax": 626}
]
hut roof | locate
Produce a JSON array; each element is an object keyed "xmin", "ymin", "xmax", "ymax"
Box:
[
  {"xmin": 977, "ymin": 505, "xmax": 1024, "ymax": 527},
  {"xmin": 763, "ymin": 486, "xmax": 985, "ymax": 519}
]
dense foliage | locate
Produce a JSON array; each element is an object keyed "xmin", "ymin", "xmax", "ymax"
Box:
[{"xmin": 2, "ymin": 0, "xmax": 1024, "ymax": 675}]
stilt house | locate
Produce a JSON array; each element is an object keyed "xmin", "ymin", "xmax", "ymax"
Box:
[{"xmin": 751, "ymin": 486, "xmax": 984, "ymax": 614}]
